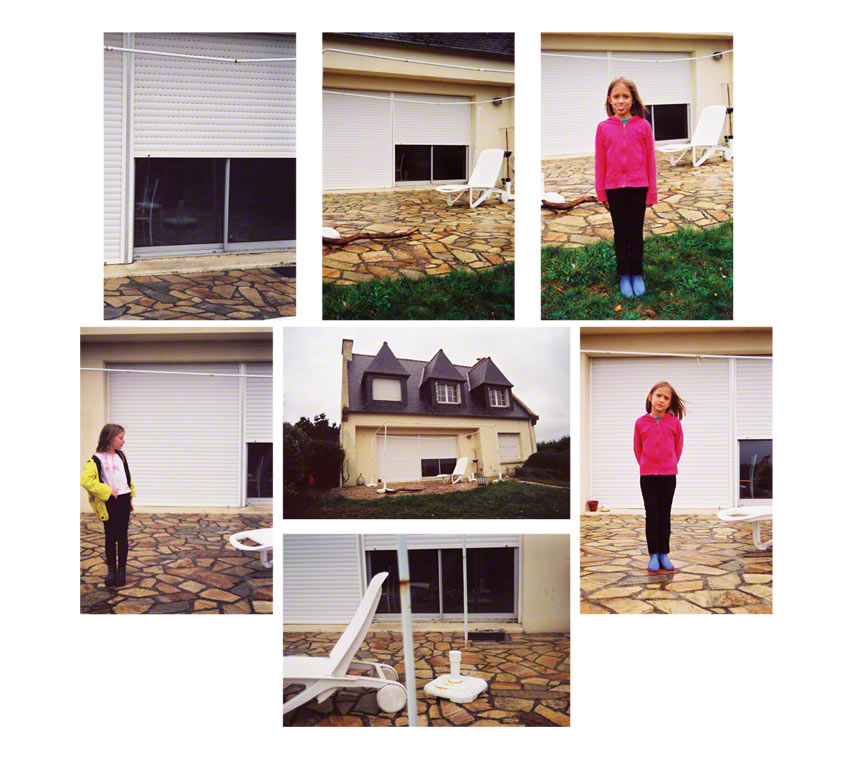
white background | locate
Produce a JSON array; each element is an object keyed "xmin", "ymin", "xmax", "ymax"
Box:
[{"xmin": 5, "ymin": 3, "xmax": 847, "ymax": 757}]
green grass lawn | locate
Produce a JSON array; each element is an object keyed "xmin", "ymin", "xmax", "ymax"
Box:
[
  {"xmin": 323, "ymin": 263, "xmax": 514, "ymax": 320},
  {"xmin": 284, "ymin": 480, "xmax": 569, "ymax": 519},
  {"xmin": 542, "ymin": 222, "xmax": 732, "ymax": 320}
]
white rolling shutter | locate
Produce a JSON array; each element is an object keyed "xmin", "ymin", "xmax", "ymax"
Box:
[
  {"xmin": 541, "ymin": 50, "xmax": 609, "ymax": 157},
  {"xmin": 104, "ymin": 33, "xmax": 125, "ymax": 262},
  {"xmin": 108, "ymin": 362, "xmax": 242, "ymax": 507},
  {"xmin": 133, "ymin": 33, "xmax": 296, "ymax": 156},
  {"xmin": 590, "ymin": 357, "xmax": 732, "ymax": 510},
  {"xmin": 394, "ymin": 93, "xmax": 470, "ymax": 145},
  {"xmin": 283, "ymin": 535, "xmax": 364, "ymax": 623},
  {"xmin": 611, "ymin": 51, "xmax": 691, "ymax": 106},
  {"xmin": 736, "ymin": 359, "xmax": 772, "ymax": 439},
  {"xmin": 419, "ymin": 436, "xmax": 459, "ymax": 460},
  {"xmin": 364, "ymin": 535, "xmax": 520, "ymax": 551},
  {"xmin": 372, "ymin": 377, "xmax": 402, "ymax": 401},
  {"xmin": 377, "ymin": 436, "xmax": 420, "ymax": 483},
  {"xmin": 498, "ymin": 433, "xmax": 521, "ymax": 460},
  {"xmin": 245, "ymin": 362, "xmax": 273, "ymax": 442},
  {"xmin": 323, "ymin": 89, "xmax": 392, "ymax": 189}
]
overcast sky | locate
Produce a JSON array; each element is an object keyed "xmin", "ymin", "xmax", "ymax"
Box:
[{"xmin": 283, "ymin": 326, "xmax": 570, "ymax": 441}]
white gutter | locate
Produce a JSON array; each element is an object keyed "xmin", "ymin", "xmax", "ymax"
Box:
[
  {"xmin": 81, "ymin": 367, "xmax": 271, "ymax": 378},
  {"xmin": 323, "ymin": 47, "xmax": 513, "ymax": 74},
  {"xmin": 579, "ymin": 350, "xmax": 771, "ymax": 360}
]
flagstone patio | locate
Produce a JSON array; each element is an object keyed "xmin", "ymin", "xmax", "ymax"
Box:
[
  {"xmin": 580, "ymin": 515, "xmax": 771, "ymax": 614},
  {"xmin": 80, "ymin": 513, "xmax": 273, "ymax": 614},
  {"xmin": 323, "ymin": 189, "xmax": 514, "ymax": 284},
  {"xmin": 283, "ymin": 631, "xmax": 569, "ymax": 726},
  {"xmin": 541, "ymin": 151, "xmax": 732, "ymax": 248}
]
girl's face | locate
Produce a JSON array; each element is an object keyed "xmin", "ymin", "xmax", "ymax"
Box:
[
  {"xmin": 609, "ymin": 83, "xmax": 633, "ymax": 118},
  {"xmin": 110, "ymin": 431, "xmax": 125, "ymax": 452},
  {"xmin": 649, "ymin": 387, "xmax": 672, "ymax": 415}
]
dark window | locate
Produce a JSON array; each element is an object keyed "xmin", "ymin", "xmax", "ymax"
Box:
[
  {"xmin": 228, "ymin": 158, "xmax": 296, "ymax": 243},
  {"xmin": 739, "ymin": 440, "xmax": 772, "ymax": 499},
  {"xmin": 432, "ymin": 146, "xmax": 467, "ymax": 180},
  {"xmin": 421, "ymin": 458, "xmax": 457, "ymax": 477},
  {"xmin": 395, "ymin": 145, "xmax": 467, "ymax": 182},
  {"xmin": 441, "ymin": 548, "xmax": 515, "ymax": 614},
  {"xmin": 247, "ymin": 442, "xmax": 273, "ymax": 499},
  {"xmin": 370, "ymin": 550, "xmax": 440, "ymax": 614},
  {"xmin": 644, "ymin": 104, "xmax": 689, "ymax": 142}
]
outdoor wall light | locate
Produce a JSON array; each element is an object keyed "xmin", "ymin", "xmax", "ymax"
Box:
[
  {"xmin": 713, "ymin": 51, "xmax": 723, "ymax": 61},
  {"xmin": 492, "ymin": 98, "xmax": 502, "ymax": 107}
]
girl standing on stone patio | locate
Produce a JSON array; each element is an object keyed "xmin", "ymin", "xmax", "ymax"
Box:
[
  {"xmin": 81, "ymin": 424, "xmax": 135, "ymax": 588},
  {"xmin": 634, "ymin": 382, "xmax": 684, "ymax": 574},
  {"xmin": 595, "ymin": 77, "xmax": 657, "ymax": 298}
]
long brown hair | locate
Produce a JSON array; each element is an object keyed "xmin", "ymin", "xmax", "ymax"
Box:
[
  {"xmin": 96, "ymin": 423, "xmax": 125, "ymax": 453},
  {"xmin": 605, "ymin": 77, "xmax": 646, "ymax": 119},
  {"xmin": 645, "ymin": 382, "xmax": 686, "ymax": 419}
]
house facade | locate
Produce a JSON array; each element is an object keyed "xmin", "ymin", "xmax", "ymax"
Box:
[
  {"xmin": 104, "ymin": 33, "xmax": 296, "ymax": 264},
  {"xmin": 283, "ymin": 534, "xmax": 569, "ymax": 634},
  {"xmin": 580, "ymin": 327, "xmax": 772, "ymax": 514},
  {"xmin": 340, "ymin": 339, "xmax": 538, "ymax": 487},
  {"xmin": 81, "ymin": 327, "xmax": 273, "ymax": 510},
  {"xmin": 542, "ymin": 32, "xmax": 733, "ymax": 157},
  {"xmin": 323, "ymin": 33, "xmax": 514, "ymax": 191}
]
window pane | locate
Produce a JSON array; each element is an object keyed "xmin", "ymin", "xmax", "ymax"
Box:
[
  {"xmin": 439, "ymin": 458, "xmax": 457, "ymax": 475},
  {"xmin": 228, "ymin": 158, "xmax": 296, "ymax": 243},
  {"xmin": 650, "ymin": 104, "xmax": 689, "ymax": 141},
  {"xmin": 433, "ymin": 145, "xmax": 467, "ymax": 180},
  {"xmin": 421, "ymin": 458, "xmax": 440, "ymax": 477},
  {"xmin": 395, "ymin": 145, "xmax": 430, "ymax": 182},
  {"xmin": 739, "ymin": 440, "xmax": 772, "ymax": 499},
  {"xmin": 247, "ymin": 442, "xmax": 273, "ymax": 499},
  {"xmin": 134, "ymin": 158, "xmax": 225, "ymax": 247},
  {"xmin": 441, "ymin": 548, "xmax": 514, "ymax": 614},
  {"xmin": 370, "ymin": 550, "xmax": 439, "ymax": 614}
]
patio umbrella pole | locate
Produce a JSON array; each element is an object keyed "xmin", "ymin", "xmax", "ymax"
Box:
[
  {"xmin": 396, "ymin": 536, "xmax": 418, "ymax": 727},
  {"xmin": 463, "ymin": 534, "xmax": 468, "ymax": 647}
]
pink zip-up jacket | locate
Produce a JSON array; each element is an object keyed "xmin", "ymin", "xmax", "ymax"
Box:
[
  {"xmin": 633, "ymin": 413, "xmax": 683, "ymax": 476},
  {"xmin": 595, "ymin": 115, "xmax": 658, "ymax": 205}
]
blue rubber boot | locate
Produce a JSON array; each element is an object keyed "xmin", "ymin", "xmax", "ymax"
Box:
[
  {"xmin": 659, "ymin": 553, "xmax": 674, "ymax": 571},
  {"xmin": 647, "ymin": 553, "xmax": 660, "ymax": 573},
  {"xmin": 619, "ymin": 275, "xmax": 634, "ymax": 298},
  {"xmin": 632, "ymin": 275, "xmax": 646, "ymax": 297}
]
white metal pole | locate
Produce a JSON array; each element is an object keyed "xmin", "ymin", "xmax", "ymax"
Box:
[
  {"xmin": 462, "ymin": 535, "xmax": 468, "ymax": 646},
  {"xmin": 396, "ymin": 536, "xmax": 418, "ymax": 727}
]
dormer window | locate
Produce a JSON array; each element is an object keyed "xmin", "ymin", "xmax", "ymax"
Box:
[
  {"xmin": 373, "ymin": 377, "xmax": 402, "ymax": 401},
  {"xmin": 488, "ymin": 387, "xmax": 508, "ymax": 408},
  {"xmin": 436, "ymin": 382, "xmax": 460, "ymax": 404}
]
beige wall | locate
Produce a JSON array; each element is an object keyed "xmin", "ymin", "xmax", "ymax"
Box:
[
  {"xmin": 341, "ymin": 413, "xmax": 536, "ymax": 486},
  {"xmin": 521, "ymin": 534, "xmax": 570, "ymax": 633},
  {"xmin": 80, "ymin": 329, "xmax": 272, "ymax": 511},
  {"xmin": 578, "ymin": 328, "xmax": 771, "ymax": 511}
]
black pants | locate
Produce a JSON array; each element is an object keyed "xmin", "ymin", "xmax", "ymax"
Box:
[
  {"xmin": 607, "ymin": 187, "xmax": 648, "ymax": 276},
  {"xmin": 103, "ymin": 493, "xmax": 131, "ymax": 570},
  {"xmin": 640, "ymin": 475, "xmax": 676, "ymax": 555}
]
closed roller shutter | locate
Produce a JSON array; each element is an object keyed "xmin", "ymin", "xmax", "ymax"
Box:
[
  {"xmin": 590, "ymin": 357, "xmax": 732, "ymax": 509},
  {"xmin": 283, "ymin": 535, "xmax": 364, "ymax": 623},
  {"xmin": 736, "ymin": 359, "xmax": 772, "ymax": 439},
  {"xmin": 499, "ymin": 433, "xmax": 521, "ymax": 460},
  {"xmin": 376, "ymin": 435, "xmax": 420, "ymax": 483},
  {"xmin": 245, "ymin": 362, "xmax": 273, "ymax": 442},
  {"xmin": 133, "ymin": 33, "xmax": 296, "ymax": 156},
  {"xmin": 104, "ymin": 33, "xmax": 125, "ymax": 262},
  {"xmin": 611, "ymin": 51, "xmax": 690, "ymax": 105},
  {"xmin": 323, "ymin": 89, "xmax": 392, "ymax": 189},
  {"xmin": 394, "ymin": 93, "xmax": 469, "ymax": 145},
  {"xmin": 364, "ymin": 535, "xmax": 520, "ymax": 551},
  {"xmin": 108, "ymin": 362, "xmax": 242, "ymax": 507}
]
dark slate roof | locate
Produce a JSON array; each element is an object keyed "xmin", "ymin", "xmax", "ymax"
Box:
[
  {"xmin": 420, "ymin": 349, "xmax": 466, "ymax": 386},
  {"xmin": 348, "ymin": 352, "xmax": 532, "ymax": 420},
  {"xmin": 331, "ymin": 33, "xmax": 514, "ymax": 60},
  {"xmin": 468, "ymin": 357, "xmax": 513, "ymax": 391},
  {"xmin": 363, "ymin": 342, "xmax": 410, "ymax": 378}
]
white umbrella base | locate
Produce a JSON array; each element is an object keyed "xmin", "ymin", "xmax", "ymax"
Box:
[{"xmin": 423, "ymin": 674, "xmax": 488, "ymax": 704}]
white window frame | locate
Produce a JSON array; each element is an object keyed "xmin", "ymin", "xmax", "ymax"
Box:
[
  {"xmin": 373, "ymin": 377, "xmax": 402, "ymax": 402},
  {"xmin": 488, "ymin": 387, "xmax": 508, "ymax": 408},
  {"xmin": 436, "ymin": 382, "xmax": 461, "ymax": 404}
]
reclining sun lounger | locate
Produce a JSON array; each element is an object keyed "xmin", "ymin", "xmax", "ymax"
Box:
[
  {"xmin": 657, "ymin": 104, "xmax": 730, "ymax": 168},
  {"xmin": 717, "ymin": 506, "xmax": 773, "ymax": 550},
  {"xmin": 436, "ymin": 148, "xmax": 505, "ymax": 208},
  {"xmin": 541, "ymin": 171, "xmax": 565, "ymax": 204},
  {"xmin": 229, "ymin": 528, "xmax": 273, "ymax": 568},
  {"xmin": 283, "ymin": 572, "xmax": 407, "ymax": 716},
  {"xmin": 446, "ymin": 457, "xmax": 469, "ymax": 485}
]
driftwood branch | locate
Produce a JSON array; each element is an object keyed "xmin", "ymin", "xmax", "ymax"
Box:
[
  {"xmin": 541, "ymin": 195, "xmax": 597, "ymax": 211},
  {"xmin": 322, "ymin": 228, "xmax": 419, "ymax": 246}
]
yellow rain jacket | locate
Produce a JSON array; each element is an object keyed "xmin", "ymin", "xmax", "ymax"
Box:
[{"xmin": 80, "ymin": 453, "xmax": 135, "ymax": 522}]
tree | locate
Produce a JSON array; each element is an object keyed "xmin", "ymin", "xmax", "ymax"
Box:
[{"xmin": 295, "ymin": 413, "xmax": 339, "ymax": 443}]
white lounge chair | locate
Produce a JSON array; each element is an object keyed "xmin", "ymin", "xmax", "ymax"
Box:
[
  {"xmin": 229, "ymin": 528, "xmax": 273, "ymax": 568},
  {"xmin": 717, "ymin": 506, "xmax": 773, "ymax": 551},
  {"xmin": 657, "ymin": 105, "xmax": 730, "ymax": 167},
  {"xmin": 541, "ymin": 171, "xmax": 565, "ymax": 204},
  {"xmin": 449, "ymin": 457, "xmax": 469, "ymax": 485},
  {"xmin": 436, "ymin": 148, "xmax": 505, "ymax": 208},
  {"xmin": 283, "ymin": 572, "xmax": 407, "ymax": 716}
]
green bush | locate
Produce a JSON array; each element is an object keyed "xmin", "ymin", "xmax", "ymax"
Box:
[
  {"xmin": 525, "ymin": 450, "xmax": 569, "ymax": 475},
  {"xmin": 283, "ymin": 426, "xmax": 307, "ymax": 490},
  {"xmin": 308, "ymin": 439, "xmax": 346, "ymax": 488}
]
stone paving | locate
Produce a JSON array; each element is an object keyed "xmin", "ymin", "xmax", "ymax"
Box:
[
  {"xmin": 323, "ymin": 190, "xmax": 514, "ymax": 284},
  {"xmin": 104, "ymin": 268, "xmax": 296, "ymax": 320},
  {"xmin": 542, "ymin": 151, "xmax": 733, "ymax": 249},
  {"xmin": 580, "ymin": 515, "xmax": 772, "ymax": 614},
  {"xmin": 80, "ymin": 513, "xmax": 272, "ymax": 614},
  {"xmin": 283, "ymin": 631, "xmax": 569, "ymax": 726}
]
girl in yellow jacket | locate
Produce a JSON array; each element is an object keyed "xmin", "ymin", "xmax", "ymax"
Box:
[{"xmin": 81, "ymin": 424, "xmax": 135, "ymax": 587}]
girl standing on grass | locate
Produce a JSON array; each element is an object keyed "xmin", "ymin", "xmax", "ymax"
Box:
[
  {"xmin": 81, "ymin": 424, "xmax": 135, "ymax": 587},
  {"xmin": 595, "ymin": 77, "xmax": 657, "ymax": 299},
  {"xmin": 634, "ymin": 382, "xmax": 684, "ymax": 573}
]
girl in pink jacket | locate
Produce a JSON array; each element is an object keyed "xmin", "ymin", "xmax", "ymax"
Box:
[
  {"xmin": 633, "ymin": 381, "xmax": 685, "ymax": 573},
  {"xmin": 595, "ymin": 77, "xmax": 657, "ymax": 299}
]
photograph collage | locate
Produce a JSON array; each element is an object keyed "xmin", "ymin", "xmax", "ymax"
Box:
[{"xmin": 9, "ymin": 11, "xmax": 845, "ymax": 758}]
